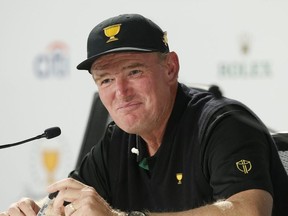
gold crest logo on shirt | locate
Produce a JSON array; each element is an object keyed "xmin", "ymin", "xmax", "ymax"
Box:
[
  {"xmin": 236, "ymin": 159, "xmax": 252, "ymax": 174},
  {"xmin": 176, "ymin": 173, "xmax": 183, "ymax": 184},
  {"xmin": 103, "ymin": 24, "xmax": 122, "ymax": 43}
]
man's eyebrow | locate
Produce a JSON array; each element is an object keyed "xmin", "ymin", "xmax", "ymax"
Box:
[
  {"xmin": 122, "ymin": 62, "xmax": 146, "ymax": 70},
  {"xmin": 92, "ymin": 62, "xmax": 146, "ymax": 71},
  {"xmin": 92, "ymin": 62, "xmax": 147, "ymax": 79},
  {"xmin": 92, "ymin": 71, "xmax": 110, "ymax": 82},
  {"xmin": 94, "ymin": 72, "xmax": 108, "ymax": 77}
]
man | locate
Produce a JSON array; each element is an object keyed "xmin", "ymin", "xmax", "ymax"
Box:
[{"xmin": 1, "ymin": 13, "xmax": 288, "ymax": 216}]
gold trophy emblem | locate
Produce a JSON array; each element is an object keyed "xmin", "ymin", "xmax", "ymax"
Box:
[
  {"xmin": 163, "ymin": 31, "xmax": 168, "ymax": 46},
  {"xmin": 176, "ymin": 173, "xmax": 183, "ymax": 184},
  {"xmin": 104, "ymin": 24, "xmax": 122, "ymax": 43}
]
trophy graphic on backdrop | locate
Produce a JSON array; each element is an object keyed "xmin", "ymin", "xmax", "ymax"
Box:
[{"xmin": 42, "ymin": 149, "xmax": 59, "ymax": 185}]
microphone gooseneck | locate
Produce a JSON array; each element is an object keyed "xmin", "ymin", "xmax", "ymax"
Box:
[{"xmin": 0, "ymin": 127, "xmax": 61, "ymax": 149}]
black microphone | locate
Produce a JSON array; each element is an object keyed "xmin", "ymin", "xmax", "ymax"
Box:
[{"xmin": 0, "ymin": 127, "xmax": 61, "ymax": 149}]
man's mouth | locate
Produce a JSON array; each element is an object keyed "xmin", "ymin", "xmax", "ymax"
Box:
[{"xmin": 116, "ymin": 102, "xmax": 142, "ymax": 112}]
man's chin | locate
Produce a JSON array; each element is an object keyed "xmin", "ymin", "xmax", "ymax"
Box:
[{"xmin": 116, "ymin": 121, "xmax": 141, "ymax": 134}]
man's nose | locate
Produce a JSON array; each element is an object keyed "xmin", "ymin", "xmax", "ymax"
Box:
[{"xmin": 115, "ymin": 78, "xmax": 129, "ymax": 98}]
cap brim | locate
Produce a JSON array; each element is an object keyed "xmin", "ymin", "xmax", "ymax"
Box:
[{"xmin": 76, "ymin": 47, "xmax": 154, "ymax": 71}]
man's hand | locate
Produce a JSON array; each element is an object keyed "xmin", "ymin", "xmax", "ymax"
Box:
[
  {"xmin": 0, "ymin": 198, "xmax": 40, "ymax": 216},
  {"xmin": 48, "ymin": 178, "xmax": 121, "ymax": 216}
]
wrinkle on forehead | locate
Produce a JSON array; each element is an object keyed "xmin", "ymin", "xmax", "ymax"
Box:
[
  {"xmin": 91, "ymin": 52, "xmax": 159, "ymax": 71},
  {"xmin": 91, "ymin": 54, "xmax": 117, "ymax": 71}
]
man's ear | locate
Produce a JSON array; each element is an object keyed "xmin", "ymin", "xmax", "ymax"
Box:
[{"xmin": 166, "ymin": 52, "xmax": 179, "ymax": 83}]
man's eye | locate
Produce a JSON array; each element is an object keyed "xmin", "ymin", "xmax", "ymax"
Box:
[
  {"xmin": 129, "ymin": 70, "xmax": 142, "ymax": 77},
  {"xmin": 100, "ymin": 78, "xmax": 113, "ymax": 86}
]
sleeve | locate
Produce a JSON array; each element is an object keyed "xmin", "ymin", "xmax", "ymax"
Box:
[
  {"xmin": 203, "ymin": 109, "xmax": 274, "ymax": 200},
  {"xmin": 68, "ymin": 124, "xmax": 114, "ymax": 202}
]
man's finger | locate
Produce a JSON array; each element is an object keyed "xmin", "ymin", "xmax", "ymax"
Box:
[{"xmin": 47, "ymin": 178, "xmax": 85, "ymax": 193}]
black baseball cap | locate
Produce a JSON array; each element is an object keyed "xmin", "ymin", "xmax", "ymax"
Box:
[{"xmin": 77, "ymin": 14, "xmax": 169, "ymax": 72}]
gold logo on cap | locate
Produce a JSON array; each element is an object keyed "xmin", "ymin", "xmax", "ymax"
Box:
[
  {"xmin": 163, "ymin": 31, "xmax": 168, "ymax": 46},
  {"xmin": 103, "ymin": 24, "xmax": 122, "ymax": 43},
  {"xmin": 236, "ymin": 159, "xmax": 252, "ymax": 174},
  {"xmin": 176, "ymin": 173, "xmax": 183, "ymax": 184}
]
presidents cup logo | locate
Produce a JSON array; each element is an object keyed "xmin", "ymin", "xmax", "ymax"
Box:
[
  {"xmin": 176, "ymin": 173, "xmax": 183, "ymax": 184},
  {"xmin": 236, "ymin": 159, "xmax": 252, "ymax": 174},
  {"xmin": 24, "ymin": 136, "xmax": 73, "ymax": 199},
  {"xmin": 104, "ymin": 24, "xmax": 121, "ymax": 43}
]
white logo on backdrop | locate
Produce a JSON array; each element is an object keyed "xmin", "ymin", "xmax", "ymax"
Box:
[
  {"xmin": 23, "ymin": 136, "xmax": 74, "ymax": 200},
  {"xmin": 33, "ymin": 41, "xmax": 70, "ymax": 79},
  {"xmin": 217, "ymin": 33, "xmax": 272, "ymax": 78}
]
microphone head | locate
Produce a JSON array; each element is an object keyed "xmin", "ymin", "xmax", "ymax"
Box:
[
  {"xmin": 131, "ymin": 147, "xmax": 139, "ymax": 156},
  {"xmin": 44, "ymin": 127, "xmax": 61, "ymax": 139}
]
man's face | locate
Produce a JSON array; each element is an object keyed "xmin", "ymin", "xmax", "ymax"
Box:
[{"xmin": 91, "ymin": 52, "xmax": 178, "ymax": 135}]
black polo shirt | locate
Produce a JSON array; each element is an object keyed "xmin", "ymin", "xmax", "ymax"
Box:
[{"xmin": 70, "ymin": 83, "xmax": 288, "ymax": 215}]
